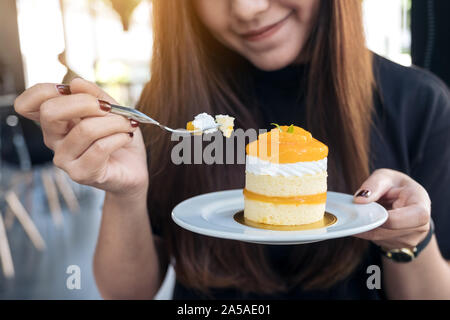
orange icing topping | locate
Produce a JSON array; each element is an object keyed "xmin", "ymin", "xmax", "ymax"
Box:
[
  {"xmin": 243, "ymin": 189, "xmax": 327, "ymax": 205},
  {"xmin": 246, "ymin": 125, "xmax": 328, "ymax": 163}
]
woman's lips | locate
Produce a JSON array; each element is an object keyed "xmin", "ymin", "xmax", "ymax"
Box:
[{"xmin": 240, "ymin": 11, "xmax": 294, "ymax": 42}]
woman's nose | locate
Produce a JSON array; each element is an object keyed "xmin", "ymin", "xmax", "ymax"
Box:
[{"xmin": 231, "ymin": 0, "xmax": 270, "ymax": 22}]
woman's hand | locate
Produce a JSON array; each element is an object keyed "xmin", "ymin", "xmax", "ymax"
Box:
[
  {"xmin": 353, "ymin": 169, "xmax": 431, "ymax": 250},
  {"xmin": 14, "ymin": 78, "xmax": 149, "ymax": 200}
]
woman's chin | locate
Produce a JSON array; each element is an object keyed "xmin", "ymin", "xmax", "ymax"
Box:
[{"xmin": 246, "ymin": 49, "xmax": 302, "ymax": 71}]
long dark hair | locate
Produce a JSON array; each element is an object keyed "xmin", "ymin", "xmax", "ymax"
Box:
[{"xmin": 138, "ymin": 0, "xmax": 374, "ymax": 294}]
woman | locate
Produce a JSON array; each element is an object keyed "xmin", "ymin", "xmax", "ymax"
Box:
[{"xmin": 14, "ymin": 0, "xmax": 450, "ymax": 299}]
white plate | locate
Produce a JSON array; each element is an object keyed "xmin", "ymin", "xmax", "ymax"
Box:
[{"xmin": 172, "ymin": 189, "xmax": 388, "ymax": 245}]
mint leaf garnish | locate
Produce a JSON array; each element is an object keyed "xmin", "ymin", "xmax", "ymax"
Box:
[{"xmin": 287, "ymin": 124, "xmax": 294, "ymax": 133}]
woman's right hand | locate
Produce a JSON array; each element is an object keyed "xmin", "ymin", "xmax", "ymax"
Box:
[{"xmin": 14, "ymin": 78, "xmax": 149, "ymax": 200}]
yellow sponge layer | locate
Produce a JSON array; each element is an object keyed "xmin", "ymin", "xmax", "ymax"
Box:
[
  {"xmin": 245, "ymin": 171, "xmax": 327, "ymax": 197},
  {"xmin": 244, "ymin": 199, "xmax": 326, "ymax": 225}
]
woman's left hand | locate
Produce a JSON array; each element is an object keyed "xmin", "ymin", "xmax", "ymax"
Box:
[{"xmin": 353, "ymin": 168, "xmax": 431, "ymax": 250}]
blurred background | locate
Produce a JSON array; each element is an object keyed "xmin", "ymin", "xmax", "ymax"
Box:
[{"xmin": 0, "ymin": 0, "xmax": 448, "ymax": 299}]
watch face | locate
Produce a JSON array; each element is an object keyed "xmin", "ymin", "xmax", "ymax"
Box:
[
  {"xmin": 389, "ymin": 248, "xmax": 416, "ymax": 263},
  {"xmin": 391, "ymin": 251, "xmax": 414, "ymax": 262}
]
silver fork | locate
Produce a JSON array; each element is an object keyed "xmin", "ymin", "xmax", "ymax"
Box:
[{"xmin": 109, "ymin": 104, "xmax": 219, "ymax": 135}]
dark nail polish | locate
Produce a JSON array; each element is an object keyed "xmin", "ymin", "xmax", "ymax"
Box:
[
  {"xmin": 56, "ymin": 84, "xmax": 71, "ymax": 95},
  {"xmin": 130, "ymin": 120, "xmax": 140, "ymax": 128},
  {"xmin": 98, "ymin": 100, "xmax": 112, "ymax": 112},
  {"xmin": 129, "ymin": 132, "xmax": 134, "ymax": 138},
  {"xmin": 356, "ymin": 190, "xmax": 371, "ymax": 198}
]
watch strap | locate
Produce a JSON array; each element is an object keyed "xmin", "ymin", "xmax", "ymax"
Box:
[
  {"xmin": 415, "ymin": 217, "xmax": 434, "ymax": 254},
  {"xmin": 379, "ymin": 218, "xmax": 434, "ymax": 262}
]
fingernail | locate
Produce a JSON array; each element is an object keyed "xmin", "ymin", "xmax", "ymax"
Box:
[
  {"xmin": 130, "ymin": 120, "xmax": 140, "ymax": 128},
  {"xmin": 98, "ymin": 100, "xmax": 111, "ymax": 112},
  {"xmin": 56, "ymin": 84, "xmax": 71, "ymax": 95},
  {"xmin": 355, "ymin": 190, "xmax": 371, "ymax": 198},
  {"xmin": 129, "ymin": 132, "xmax": 134, "ymax": 138}
]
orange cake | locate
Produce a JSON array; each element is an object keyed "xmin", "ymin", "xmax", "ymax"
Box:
[{"xmin": 244, "ymin": 125, "xmax": 328, "ymax": 226}]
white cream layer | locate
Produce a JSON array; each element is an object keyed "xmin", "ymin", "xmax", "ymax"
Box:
[
  {"xmin": 192, "ymin": 113, "xmax": 218, "ymax": 134},
  {"xmin": 246, "ymin": 155, "xmax": 327, "ymax": 177}
]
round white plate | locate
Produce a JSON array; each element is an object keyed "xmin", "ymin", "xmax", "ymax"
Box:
[{"xmin": 172, "ymin": 189, "xmax": 388, "ymax": 245}]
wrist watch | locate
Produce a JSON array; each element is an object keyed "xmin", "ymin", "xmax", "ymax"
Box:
[{"xmin": 378, "ymin": 218, "xmax": 435, "ymax": 263}]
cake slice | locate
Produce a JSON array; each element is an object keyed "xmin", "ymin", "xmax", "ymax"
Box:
[{"xmin": 244, "ymin": 125, "xmax": 328, "ymax": 226}]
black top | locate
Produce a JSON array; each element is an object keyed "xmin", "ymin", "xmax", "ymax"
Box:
[{"xmin": 169, "ymin": 54, "xmax": 450, "ymax": 299}]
